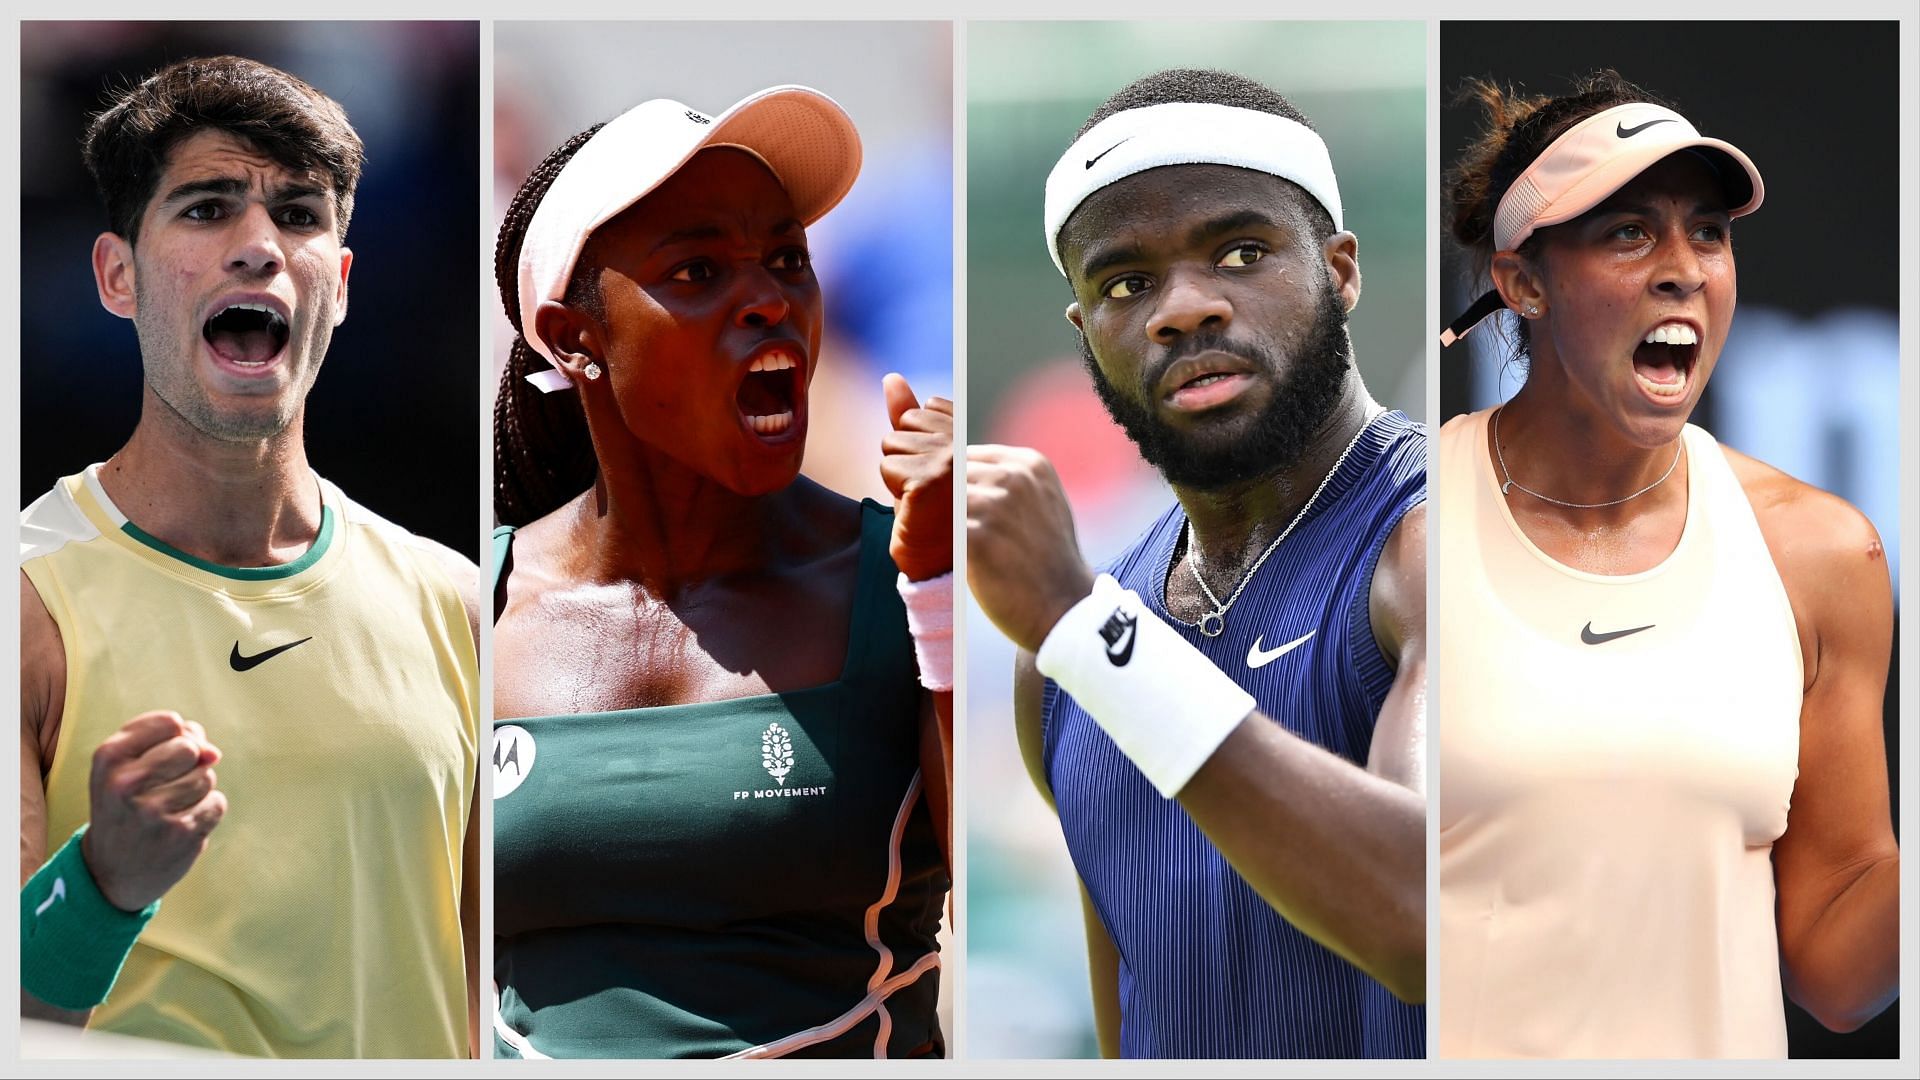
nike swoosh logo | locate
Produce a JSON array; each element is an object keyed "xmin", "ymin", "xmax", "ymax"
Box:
[
  {"xmin": 1247, "ymin": 630, "xmax": 1316, "ymax": 669},
  {"xmin": 1580, "ymin": 621, "xmax": 1655, "ymax": 645},
  {"xmin": 1086, "ymin": 138, "xmax": 1130, "ymax": 169},
  {"xmin": 1616, "ymin": 118, "xmax": 1676, "ymax": 139},
  {"xmin": 230, "ymin": 636, "xmax": 313, "ymax": 671},
  {"xmin": 34, "ymin": 877, "xmax": 65, "ymax": 917}
]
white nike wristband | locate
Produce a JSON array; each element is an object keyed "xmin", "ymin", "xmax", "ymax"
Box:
[
  {"xmin": 1035, "ymin": 574, "xmax": 1254, "ymax": 798},
  {"xmin": 897, "ymin": 571, "xmax": 954, "ymax": 692}
]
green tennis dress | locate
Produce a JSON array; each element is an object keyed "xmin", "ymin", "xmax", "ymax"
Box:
[{"xmin": 491, "ymin": 501, "xmax": 947, "ymax": 1059}]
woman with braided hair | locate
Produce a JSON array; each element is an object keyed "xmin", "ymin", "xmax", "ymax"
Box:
[
  {"xmin": 1435, "ymin": 71, "xmax": 1898, "ymax": 1057},
  {"xmin": 488, "ymin": 87, "xmax": 953, "ymax": 1059}
]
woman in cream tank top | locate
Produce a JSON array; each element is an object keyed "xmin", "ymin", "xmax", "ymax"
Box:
[{"xmin": 1435, "ymin": 72, "xmax": 1899, "ymax": 1058}]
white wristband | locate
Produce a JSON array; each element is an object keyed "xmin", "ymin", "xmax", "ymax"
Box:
[
  {"xmin": 1035, "ymin": 574, "xmax": 1254, "ymax": 798},
  {"xmin": 897, "ymin": 572, "xmax": 954, "ymax": 692}
]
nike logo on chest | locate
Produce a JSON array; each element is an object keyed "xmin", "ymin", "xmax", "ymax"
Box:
[
  {"xmin": 1580, "ymin": 621, "xmax": 1655, "ymax": 645},
  {"xmin": 1247, "ymin": 630, "xmax": 1315, "ymax": 669},
  {"xmin": 230, "ymin": 636, "xmax": 313, "ymax": 671}
]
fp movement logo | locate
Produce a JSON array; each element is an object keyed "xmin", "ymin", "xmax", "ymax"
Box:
[{"xmin": 733, "ymin": 721, "xmax": 827, "ymax": 801}]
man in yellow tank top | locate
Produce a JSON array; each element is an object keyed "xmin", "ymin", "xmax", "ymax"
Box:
[{"xmin": 18, "ymin": 56, "xmax": 479, "ymax": 1058}]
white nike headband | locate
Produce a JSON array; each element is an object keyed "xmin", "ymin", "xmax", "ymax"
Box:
[
  {"xmin": 516, "ymin": 86, "xmax": 861, "ymax": 393},
  {"xmin": 1043, "ymin": 102, "xmax": 1344, "ymax": 277},
  {"xmin": 1442, "ymin": 101, "xmax": 1764, "ymax": 346}
]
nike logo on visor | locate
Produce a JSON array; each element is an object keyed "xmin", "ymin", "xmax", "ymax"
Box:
[{"xmin": 1616, "ymin": 118, "xmax": 1676, "ymax": 139}]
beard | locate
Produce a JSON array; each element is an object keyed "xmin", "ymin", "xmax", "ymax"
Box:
[{"xmin": 1080, "ymin": 279, "xmax": 1354, "ymax": 490}]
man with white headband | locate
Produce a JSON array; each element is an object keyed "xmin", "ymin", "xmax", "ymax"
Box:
[
  {"xmin": 968, "ymin": 69, "xmax": 1427, "ymax": 1058},
  {"xmin": 20, "ymin": 56, "xmax": 479, "ymax": 1056}
]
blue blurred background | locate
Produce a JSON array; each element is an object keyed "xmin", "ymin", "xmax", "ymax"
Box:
[
  {"xmin": 19, "ymin": 21, "xmax": 481, "ymax": 557},
  {"xmin": 965, "ymin": 21, "xmax": 1427, "ymax": 1058},
  {"xmin": 1440, "ymin": 20, "xmax": 1901, "ymax": 1059}
]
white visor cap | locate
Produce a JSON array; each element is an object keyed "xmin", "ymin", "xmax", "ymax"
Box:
[
  {"xmin": 1493, "ymin": 101, "xmax": 1763, "ymax": 252},
  {"xmin": 516, "ymin": 85, "xmax": 862, "ymax": 392}
]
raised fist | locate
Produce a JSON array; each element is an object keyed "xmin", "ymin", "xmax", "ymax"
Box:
[
  {"xmin": 879, "ymin": 373, "xmax": 954, "ymax": 583},
  {"xmin": 83, "ymin": 711, "xmax": 226, "ymax": 912},
  {"xmin": 966, "ymin": 444, "xmax": 1097, "ymax": 653}
]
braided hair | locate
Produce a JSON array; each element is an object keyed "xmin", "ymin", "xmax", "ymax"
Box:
[{"xmin": 494, "ymin": 124, "xmax": 606, "ymax": 527}]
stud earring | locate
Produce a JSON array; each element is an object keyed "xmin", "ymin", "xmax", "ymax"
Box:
[
  {"xmin": 1525, "ymin": 305, "xmax": 1540, "ymax": 317},
  {"xmin": 584, "ymin": 362, "xmax": 603, "ymax": 381}
]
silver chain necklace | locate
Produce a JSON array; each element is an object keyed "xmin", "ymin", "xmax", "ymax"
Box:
[
  {"xmin": 1175, "ymin": 413, "xmax": 1380, "ymax": 638},
  {"xmin": 1492, "ymin": 405, "xmax": 1681, "ymax": 510}
]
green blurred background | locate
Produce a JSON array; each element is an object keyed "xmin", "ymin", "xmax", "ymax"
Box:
[{"xmin": 964, "ymin": 21, "xmax": 1426, "ymax": 1058}]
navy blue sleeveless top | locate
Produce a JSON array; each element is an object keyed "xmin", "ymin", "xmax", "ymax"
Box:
[{"xmin": 1041, "ymin": 410, "xmax": 1427, "ymax": 1059}]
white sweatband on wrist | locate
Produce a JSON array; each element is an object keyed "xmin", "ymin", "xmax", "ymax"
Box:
[
  {"xmin": 1044, "ymin": 101, "xmax": 1344, "ymax": 276},
  {"xmin": 897, "ymin": 572, "xmax": 954, "ymax": 692},
  {"xmin": 1036, "ymin": 574, "xmax": 1254, "ymax": 797}
]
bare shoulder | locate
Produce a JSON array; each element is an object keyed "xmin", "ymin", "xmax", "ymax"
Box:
[
  {"xmin": 782, "ymin": 476, "xmax": 866, "ymax": 563},
  {"xmin": 1721, "ymin": 445, "xmax": 1890, "ymax": 683},
  {"xmin": 1369, "ymin": 502, "xmax": 1427, "ymax": 666},
  {"xmin": 1721, "ymin": 445, "xmax": 1887, "ymax": 583}
]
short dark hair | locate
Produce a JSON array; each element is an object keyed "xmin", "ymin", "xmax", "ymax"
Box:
[
  {"xmin": 82, "ymin": 55, "xmax": 365, "ymax": 245},
  {"xmin": 1069, "ymin": 68, "xmax": 1338, "ymax": 246}
]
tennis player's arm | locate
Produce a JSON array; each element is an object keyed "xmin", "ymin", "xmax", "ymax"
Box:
[
  {"xmin": 918, "ymin": 690, "xmax": 953, "ymax": 872},
  {"xmin": 1078, "ymin": 884, "xmax": 1123, "ymax": 1058},
  {"xmin": 1763, "ymin": 491, "xmax": 1898, "ymax": 1032},
  {"xmin": 20, "ymin": 573, "xmax": 91, "ymax": 1027},
  {"xmin": 1014, "ymin": 651, "xmax": 1121, "ymax": 1057},
  {"xmin": 1173, "ymin": 505, "xmax": 1427, "ymax": 1003}
]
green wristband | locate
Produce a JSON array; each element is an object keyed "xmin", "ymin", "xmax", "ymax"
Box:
[{"xmin": 20, "ymin": 826, "xmax": 158, "ymax": 1010}]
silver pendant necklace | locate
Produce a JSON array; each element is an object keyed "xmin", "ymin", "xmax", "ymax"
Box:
[
  {"xmin": 1492, "ymin": 405, "xmax": 1681, "ymax": 510},
  {"xmin": 1175, "ymin": 413, "xmax": 1379, "ymax": 638}
]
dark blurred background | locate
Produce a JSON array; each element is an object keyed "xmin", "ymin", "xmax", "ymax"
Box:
[
  {"xmin": 20, "ymin": 21, "xmax": 480, "ymax": 558},
  {"xmin": 1440, "ymin": 20, "xmax": 1901, "ymax": 1059},
  {"xmin": 965, "ymin": 21, "xmax": 1427, "ymax": 1058}
]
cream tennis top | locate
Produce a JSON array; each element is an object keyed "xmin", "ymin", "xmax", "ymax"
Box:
[{"xmin": 1437, "ymin": 408, "xmax": 1802, "ymax": 1059}]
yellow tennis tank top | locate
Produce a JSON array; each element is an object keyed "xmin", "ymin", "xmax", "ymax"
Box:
[
  {"xmin": 22, "ymin": 465, "xmax": 477, "ymax": 1058},
  {"xmin": 1436, "ymin": 409, "xmax": 1802, "ymax": 1058}
]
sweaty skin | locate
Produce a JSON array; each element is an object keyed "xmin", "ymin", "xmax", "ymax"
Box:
[
  {"xmin": 1486, "ymin": 151, "xmax": 1897, "ymax": 1033},
  {"xmin": 493, "ymin": 149, "xmax": 954, "ymax": 865}
]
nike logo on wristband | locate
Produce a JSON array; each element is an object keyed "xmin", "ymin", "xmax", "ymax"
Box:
[
  {"xmin": 1247, "ymin": 630, "xmax": 1315, "ymax": 669},
  {"xmin": 35, "ymin": 877, "xmax": 65, "ymax": 917},
  {"xmin": 1099, "ymin": 608, "xmax": 1139, "ymax": 666}
]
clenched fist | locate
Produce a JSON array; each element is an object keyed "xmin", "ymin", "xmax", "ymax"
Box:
[
  {"xmin": 880, "ymin": 373, "xmax": 954, "ymax": 583},
  {"xmin": 966, "ymin": 444, "xmax": 1097, "ymax": 653},
  {"xmin": 83, "ymin": 711, "xmax": 226, "ymax": 912}
]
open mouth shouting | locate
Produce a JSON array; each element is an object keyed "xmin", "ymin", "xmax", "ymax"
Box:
[
  {"xmin": 735, "ymin": 343, "xmax": 806, "ymax": 441},
  {"xmin": 203, "ymin": 297, "xmax": 291, "ymax": 376},
  {"xmin": 1631, "ymin": 320, "xmax": 1699, "ymax": 404}
]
